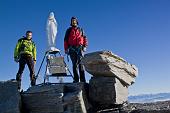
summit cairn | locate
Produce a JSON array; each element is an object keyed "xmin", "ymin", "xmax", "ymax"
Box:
[{"xmin": 82, "ymin": 51, "xmax": 138, "ymax": 109}]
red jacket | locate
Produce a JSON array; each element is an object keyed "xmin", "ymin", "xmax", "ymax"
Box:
[{"xmin": 64, "ymin": 27, "xmax": 88, "ymax": 51}]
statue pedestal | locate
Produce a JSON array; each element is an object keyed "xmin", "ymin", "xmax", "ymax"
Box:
[{"xmin": 47, "ymin": 47, "xmax": 60, "ymax": 54}]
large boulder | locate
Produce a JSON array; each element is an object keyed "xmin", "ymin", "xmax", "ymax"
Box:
[
  {"xmin": 22, "ymin": 84, "xmax": 64, "ymax": 113},
  {"xmin": 63, "ymin": 83, "xmax": 91, "ymax": 113},
  {"xmin": 0, "ymin": 79, "xmax": 21, "ymax": 113},
  {"xmin": 89, "ymin": 77, "xmax": 128, "ymax": 109},
  {"xmin": 82, "ymin": 51, "xmax": 138, "ymax": 86},
  {"xmin": 22, "ymin": 83, "xmax": 91, "ymax": 113}
]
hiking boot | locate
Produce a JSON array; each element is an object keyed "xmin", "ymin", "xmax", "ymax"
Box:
[
  {"xmin": 73, "ymin": 80, "xmax": 78, "ymax": 83},
  {"xmin": 31, "ymin": 79, "xmax": 36, "ymax": 86}
]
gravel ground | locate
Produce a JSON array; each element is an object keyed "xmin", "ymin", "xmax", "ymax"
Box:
[{"xmin": 95, "ymin": 100, "xmax": 170, "ymax": 113}]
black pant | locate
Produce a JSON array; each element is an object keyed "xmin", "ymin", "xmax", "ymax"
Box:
[
  {"xmin": 69, "ymin": 48, "xmax": 86, "ymax": 83},
  {"xmin": 16, "ymin": 54, "xmax": 36, "ymax": 89}
]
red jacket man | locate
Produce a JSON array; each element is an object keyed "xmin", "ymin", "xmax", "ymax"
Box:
[{"xmin": 64, "ymin": 17, "xmax": 88, "ymax": 83}]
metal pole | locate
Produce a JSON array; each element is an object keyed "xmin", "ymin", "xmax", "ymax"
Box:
[{"xmin": 35, "ymin": 52, "xmax": 48, "ymax": 80}]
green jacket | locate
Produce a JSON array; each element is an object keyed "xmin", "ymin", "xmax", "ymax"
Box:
[{"xmin": 14, "ymin": 37, "xmax": 36, "ymax": 61}]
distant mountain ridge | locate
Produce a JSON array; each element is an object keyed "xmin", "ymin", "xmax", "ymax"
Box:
[{"xmin": 128, "ymin": 92, "xmax": 170, "ymax": 103}]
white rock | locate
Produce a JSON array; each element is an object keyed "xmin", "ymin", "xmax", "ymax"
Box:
[{"xmin": 82, "ymin": 51, "xmax": 138, "ymax": 86}]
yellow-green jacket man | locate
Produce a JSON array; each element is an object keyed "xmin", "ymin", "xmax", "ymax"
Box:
[{"xmin": 14, "ymin": 31, "xmax": 36, "ymax": 90}]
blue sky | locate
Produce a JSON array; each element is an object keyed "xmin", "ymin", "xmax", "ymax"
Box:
[{"xmin": 0, "ymin": 0, "xmax": 170, "ymax": 95}]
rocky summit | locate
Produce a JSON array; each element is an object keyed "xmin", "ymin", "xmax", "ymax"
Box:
[
  {"xmin": 1, "ymin": 51, "xmax": 168, "ymax": 113},
  {"xmin": 1, "ymin": 80, "xmax": 170, "ymax": 113}
]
